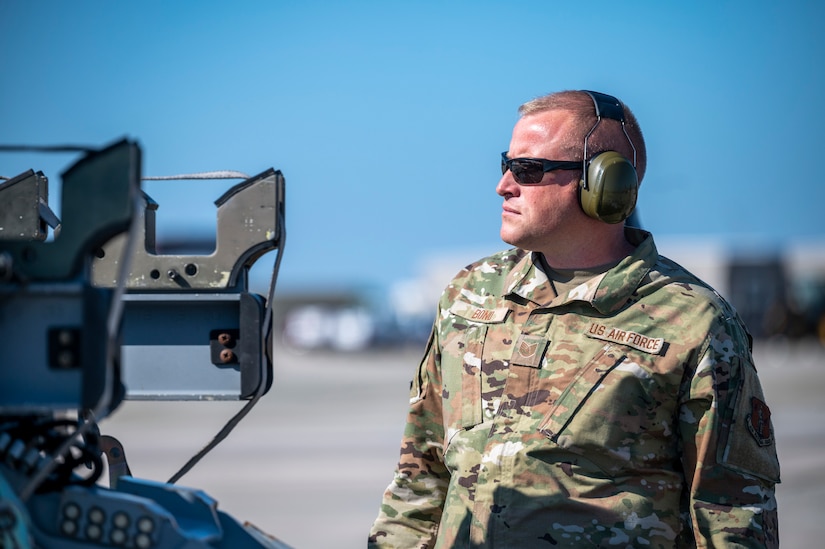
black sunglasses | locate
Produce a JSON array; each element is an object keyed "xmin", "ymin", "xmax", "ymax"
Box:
[{"xmin": 500, "ymin": 152, "xmax": 581, "ymax": 185}]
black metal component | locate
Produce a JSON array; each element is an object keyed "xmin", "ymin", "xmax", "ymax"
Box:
[
  {"xmin": 0, "ymin": 139, "xmax": 140, "ymax": 281},
  {"xmin": 92, "ymin": 169, "xmax": 285, "ymax": 291}
]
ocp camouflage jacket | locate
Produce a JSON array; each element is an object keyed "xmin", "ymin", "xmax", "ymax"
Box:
[{"xmin": 369, "ymin": 229, "xmax": 780, "ymax": 548}]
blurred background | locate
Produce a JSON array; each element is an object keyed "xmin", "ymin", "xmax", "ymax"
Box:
[
  {"xmin": 2, "ymin": 1, "xmax": 824, "ymax": 547},
  {"xmin": 2, "ymin": 1, "xmax": 824, "ymax": 351}
]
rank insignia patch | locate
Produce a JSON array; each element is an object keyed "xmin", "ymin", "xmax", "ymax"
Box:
[
  {"xmin": 511, "ymin": 334, "xmax": 549, "ymax": 369},
  {"xmin": 518, "ymin": 339, "xmax": 538, "ymax": 358},
  {"xmin": 747, "ymin": 397, "xmax": 774, "ymax": 447}
]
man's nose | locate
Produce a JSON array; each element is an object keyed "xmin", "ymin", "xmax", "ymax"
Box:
[{"xmin": 496, "ymin": 170, "xmax": 519, "ymax": 197}]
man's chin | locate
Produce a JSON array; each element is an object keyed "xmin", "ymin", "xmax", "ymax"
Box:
[{"xmin": 500, "ymin": 231, "xmax": 523, "ymax": 249}]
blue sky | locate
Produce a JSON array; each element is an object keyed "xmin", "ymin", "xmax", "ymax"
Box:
[{"xmin": 2, "ymin": 1, "xmax": 823, "ymax": 292}]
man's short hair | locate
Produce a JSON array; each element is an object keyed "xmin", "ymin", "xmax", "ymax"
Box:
[{"xmin": 519, "ymin": 90, "xmax": 647, "ymax": 183}]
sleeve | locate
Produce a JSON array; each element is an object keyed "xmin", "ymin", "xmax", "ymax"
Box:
[
  {"xmin": 679, "ymin": 318, "xmax": 780, "ymax": 548},
  {"xmin": 368, "ymin": 322, "xmax": 451, "ymax": 549}
]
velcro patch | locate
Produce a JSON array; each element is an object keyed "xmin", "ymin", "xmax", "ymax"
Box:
[{"xmin": 585, "ymin": 322, "xmax": 665, "ymax": 355}]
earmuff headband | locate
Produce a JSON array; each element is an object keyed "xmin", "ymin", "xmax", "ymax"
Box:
[{"xmin": 581, "ymin": 90, "xmax": 637, "ymax": 172}]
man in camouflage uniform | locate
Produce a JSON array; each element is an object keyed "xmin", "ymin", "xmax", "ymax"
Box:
[{"xmin": 368, "ymin": 90, "xmax": 779, "ymax": 548}]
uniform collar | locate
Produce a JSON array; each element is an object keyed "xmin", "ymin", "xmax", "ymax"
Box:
[{"xmin": 504, "ymin": 228, "xmax": 657, "ymax": 314}]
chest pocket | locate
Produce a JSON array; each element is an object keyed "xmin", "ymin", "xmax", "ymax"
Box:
[
  {"xmin": 441, "ymin": 301, "xmax": 510, "ymax": 432},
  {"xmin": 536, "ymin": 343, "xmax": 670, "ymax": 474}
]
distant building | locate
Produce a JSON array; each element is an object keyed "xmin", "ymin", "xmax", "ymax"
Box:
[
  {"xmin": 273, "ymin": 237, "xmax": 825, "ymax": 351},
  {"xmin": 396, "ymin": 236, "xmax": 825, "ymax": 344}
]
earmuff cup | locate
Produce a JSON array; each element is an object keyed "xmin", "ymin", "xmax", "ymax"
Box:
[{"xmin": 579, "ymin": 150, "xmax": 638, "ymax": 224}]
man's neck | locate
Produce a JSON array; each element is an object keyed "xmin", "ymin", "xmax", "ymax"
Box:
[{"xmin": 537, "ymin": 227, "xmax": 635, "ymax": 270}]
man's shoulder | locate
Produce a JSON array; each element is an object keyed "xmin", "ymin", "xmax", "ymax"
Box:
[
  {"xmin": 646, "ymin": 253, "xmax": 746, "ymax": 332},
  {"xmin": 440, "ymin": 247, "xmax": 528, "ymax": 301},
  {"xmin": 467, "ymin": 247, "xmax": 528, "ymax": 270},
  {"xmin": 650, "ymin": 253, "xmax": 722, "ymax": 301},
  {"xmin": 451, "ymin": 247, "xmax": 527, "ymax": 281}
]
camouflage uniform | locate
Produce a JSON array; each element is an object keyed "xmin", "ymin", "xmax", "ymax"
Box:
[{"xmin": 369, "ymin": 228, "xmax": 779, "ymax": 548}]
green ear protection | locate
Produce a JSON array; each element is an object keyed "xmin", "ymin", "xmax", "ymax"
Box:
[{"xmin": 578, "ymin": 90, "xmax": 639, "ymax": 224}]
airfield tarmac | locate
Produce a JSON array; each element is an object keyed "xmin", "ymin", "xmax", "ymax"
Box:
[{"xmin": 101, "ymin": 339, "xmax": 825, "ymax": 548}]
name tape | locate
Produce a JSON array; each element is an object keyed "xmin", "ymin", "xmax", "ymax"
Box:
[{"xmin": 586, "ymin": 322, "xmax": 665, "ymax": 355}]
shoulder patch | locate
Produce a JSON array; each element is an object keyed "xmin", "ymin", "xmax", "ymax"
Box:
[
  {"xmin": 747, "ymin": 397, "xmax": 775, "ymax": 447},
  {"xmin": 585, "ymin": 322, "xmax": 665, "ymax": 355}
]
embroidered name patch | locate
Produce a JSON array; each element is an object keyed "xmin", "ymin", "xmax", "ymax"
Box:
[
  {"xmin": 449, "ymin": 301, "xmax": 509, "ymax": 323},
  {"xmin": 469, "ymin": 308, "xmax": 504, "ymax": 322},
  {"xmin": 585, "ymin": 322, "xmax": 665, "ymax": 355}
]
